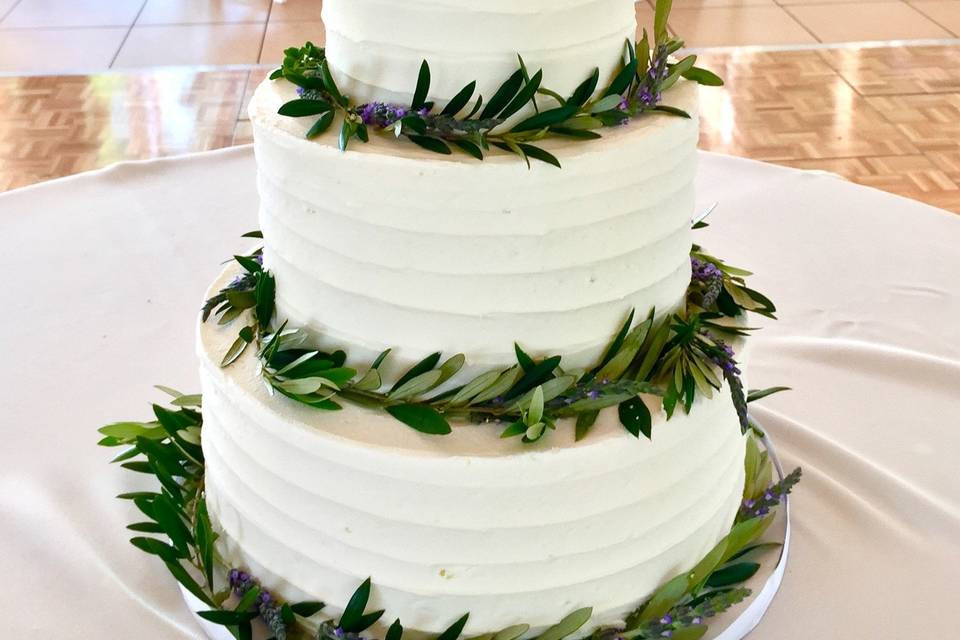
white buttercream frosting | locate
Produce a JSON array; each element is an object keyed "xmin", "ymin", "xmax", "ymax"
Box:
[
  {"xmin": 322, "ymin": 0, "xmax": 637, "ymax": 106},
  {"xmin": 198, "ymin": 270, "xmax": 747, "ymax": 635},
  {"xmin": 248, "ymin": 74, "xmax": 700, "ymax": 380}
]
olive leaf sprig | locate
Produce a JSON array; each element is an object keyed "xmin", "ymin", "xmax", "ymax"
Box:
[
  {"xmin": 96, "ymin": 388, "xmax": 325, "ymax": 640},
  {"xmin": 269, "ymin": 0, "xmax": 722, "ymax": 167},
  {"xmin": 203, "ymin": 227, "xmax": 779, "ymax": 444},
  {"xmin": 98, "ymin": 397, "xmax": 800, "ymax": 640}
]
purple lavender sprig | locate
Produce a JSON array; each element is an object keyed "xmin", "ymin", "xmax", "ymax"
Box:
[
  {"xmin": 318, "ymin": 620, "xmax": 368, "ymax": 640},
  {"xmin": 703, "ymin": 334, "xmax": 749, "ymax": 433},
  {"xmin": 600, "ymin": 587, "xmax": 750, "ymax": 640},
  {"xmin": 690, "ymin": 256, "xmax": 724, "ymax": 309},
  {"xmin": 635, "ymin": 44, "xmax": 669, "ymax": 108},
  {"xmin": 228, "ymin": 569, "xmax": 288, "ymax": 640},
  {"xmin": 738, "ymin": 467, "xmax": 802, "ymax": 522}
]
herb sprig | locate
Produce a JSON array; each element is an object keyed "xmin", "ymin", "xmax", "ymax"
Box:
[
  {"xmin": 99, "ymin": 394, "xmax": 800, "ymax": 640},
  {"xmin": 268, "ymin": 0, "xmax": 721, "ymax": 167},
  {"xmin": 206, "ymin": 223, "xmax": 778, "ymax": 444}
]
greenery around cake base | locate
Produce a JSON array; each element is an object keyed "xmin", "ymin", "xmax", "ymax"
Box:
[
  {"xmin": 202, "ymin": 222, "xmax": 779, "ymax": 445},
  {"xmin": 97, "ymin": 391, "xmax": 800, "ymax": 640}
]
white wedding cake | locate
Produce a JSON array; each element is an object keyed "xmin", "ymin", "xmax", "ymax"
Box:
[{"xmin": 197, "ymin": 0, "xmax": 747, "ymax": 636}]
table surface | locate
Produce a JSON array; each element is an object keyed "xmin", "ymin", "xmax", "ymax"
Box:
[{"xmin": 1, "ymin": 147, "xmax": 958, "ymax": 638}]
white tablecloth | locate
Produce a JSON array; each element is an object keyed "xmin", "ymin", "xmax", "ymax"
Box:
[{"xmin": 1, "ymin": 147, "xmax": 958, "ymax": 638}]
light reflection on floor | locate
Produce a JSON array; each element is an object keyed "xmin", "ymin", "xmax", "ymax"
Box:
[{"xmin": 0, "ymin": 44, "xmax": 958, "ymax": 213}]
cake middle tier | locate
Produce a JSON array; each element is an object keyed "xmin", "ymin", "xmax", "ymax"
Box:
[{"xmin": 249, "ymin": 77, "xmax": 699, "ymax": 376}]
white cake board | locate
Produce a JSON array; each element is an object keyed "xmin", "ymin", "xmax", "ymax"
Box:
[{"xmin": 181, "ymin": 432, "xmax": 792, "ymax": 640}]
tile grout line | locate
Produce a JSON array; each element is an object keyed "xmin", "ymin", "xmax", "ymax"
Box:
[
  {"xmin": 255, "ymin": 0, "xmax": 275, "ymax": 65},
  {"xmin": 904, "ymin": 2, "xmax": 960, "ymax": 38},
  {"xmin": 108, "ymin": 0, "xmax": 150, "ymax": 69},
  {"xmin": 0, "ymin": 0, "xmax": 24, "ymax": 23}
]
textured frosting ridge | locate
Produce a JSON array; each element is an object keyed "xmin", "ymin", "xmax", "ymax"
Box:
[
  {"xmin": 322, "ymin": 0, "xmax": 637, "ymax": 106},
  {"xmin": 197, "ymin": 300, "xmax": 748, "ymax": 635},
  {"xmin": 248, "ymin": 77, "xmax": 700, "ymax": 379}
]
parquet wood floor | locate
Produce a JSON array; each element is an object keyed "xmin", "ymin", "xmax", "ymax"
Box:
[{"xmin": 1, "ymin": 44, "xmax": 957, "ymax": 213}]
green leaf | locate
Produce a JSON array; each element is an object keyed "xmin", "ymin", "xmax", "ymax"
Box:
[
  {"xmin": 339, "ymin": 578, "xmax": 374, "ymax": 632},
  {"xmin": 151, "ymin": 493, "xmax": 193, "ymax": 556},
  {"xmin": 511, "ymin": 105, "xmax": 576, "ymax": 132},
  {"xmin": 493, "ymin": 624, "xmax": 530, "ymax": 640},
  {"xmin": 549, "ymin": 127, "xmax": 602, "ymax": 140},
  {"xmin": 408, "ymin": 135, "xmax": 452, "ymax": 155},
  {"xmin": 306, "ymin": 110, "xmax": 336, "ymax": 139},
  {"xmin": 499, "ymin": 69, "xmax": 544, "ymax": 120},
  {"xmin": 618, "ymin": 397, "xmax": 652, "ymax": 439},
  {"xmin": 559, "ymin": 115, "xmax": 604, "ymax": 130},
  {"xmin": 290, "ymin": 601, "xmax": 325, "ymax": 617},
  {"xmin": 278, "ymin": 98, "xmax": 332, "ymax": 117},
  {"xmin": 320, "ymin": 59, "xmax": 347, "ymax": 106},
  {"xmin": 589, "ymin": 94, "xmax": 623, "ymax": 114},
  {"xmin": 517, "ymin": 143, "xmax": 561, "ymax": 169},
  {"xmin": 722, "ymin": 516, "xmax": 774, "ymax": 563},
  {"xmin": 682, "ymin": 66, "xmax": 724, "ymax": 86},
  {"xmin": 255, "ymin": 271, "xmax": 275, "ymax": 327},
  {"xmin": 537, "ymin": 607, "xmax": 592, "ymax": 640},
  {"xmin": 386, "ymin": 619, "xmax": 404, "ymax": 640},
  {"xmin": 195, "ymin": 499, "xmax": 216, "ymax": 586},
  {"xmin": 594, "ymin": 310, "xmax": 635, "ymax": 374},
  {"xmin": 127, "ymin": 521, "xmax": 165, "ymax": 533},
  {"xmin": 470, "ymin": 365, "xmax": 522, "ymax": 405},
  {"xmin": 504, "ymin": 355, "xmax": 561, "ymax": 400},
  {"xmin": 514, "ymin": 343, "xmax": 536, "ymax": 371},
  {"xmin": 575, "ymin": 410, "xmax": 600, "ymax": 441},
  {"xmin": 353, "ymin": 368, "xmax": 383, "ymax": 392},
  {"xmin": 604, "ymin": 58, "xmax": 639, "ymax": 97},
  {"xmin": 500, "ymin": 420, "xmax": 526, "ymax": 439},
  {"xmin": 411, "ymin": 60, "xmax": 431, "ymax": 110},
  {"xmin": 437, "ymin": 613, "xmax": 470, "ymax": 640},
  {"xmin": 197, "ymin": 610, "xmax": 258, "ymax": 625},
  {"xmin": 634, "ymin": 321, "xmax": 671, "ymax": 381},
  {"xmin": 568, "ymin": 68, "xmax": 600, "ymax": 108},
  {"xmin": 671, "ymin": 626, "xmax": 707, "ymax": 640},
  {"xmin": 386, "ymin": 404, "xmax": 452, "ymax": 435},
  {"xmin": 339, "ymin": 119, "xmax": 357, "ymax": 151},
  {"xmin": 170, "ymin": 394, "xmax": 202, "ymax": 407},
  {"xmin": 129, "ymin": 536, "xmax": 185, "ymax": 563},
  {"xmin": 165, "ymin": 559, "xmax": 214, "ymax": 607},
  {"xmin": 481, "ymin": 69, "xmax": 524, "ymax": 119},
  {"xmin": 465, "ymin": 95, "xmax": 485, "ymax": 119},
  {"xmin": 389, "ymin": 369, "xmax": 443, "ymax": 401},
  {"xmin": 453, "ymin": 139, "xmax": 483, "ymax": 160},
  {"xmin": 706, "ymin": 562, "xmax": 761, "ymax": 588},
  {"xmin": 240, "ymin": 230, "xmax": 263, "ymax": 238},
  {"xmin": 222, "ymin": 328, "xmax": 254, "ymax": 367},
  {"xmin": 447, "ymin": 369, "xmax": 502, "ymax": 407},
  {"xmin": 392, "ymin": 352, "xmax": 441, "ymax": 392},
  {"xmin": 441, "ymin": 81, "xmax": 477, "ymax": 116},
  {"xmin": 596, "ymin": 318, "xmax": 651, "ymax": 381},
  {"xmin": 436, "ymin": 353, "xmax": 466, "ymax": 385},
  {"xmin": 654, "ymin": 0, "xmax": 673, "ymax": 45},
  {"xmin": 371, "ymin": 349, "xmax": 392, "ymax": 370},
  {"xmin": 527, "ymin": 386, "xmax": 545, "ymax": 425},
  {"xmin": 638, "ymin": 573, "xmax": 689, "ymax": 624},
  {"xmin": 234, "ymin": 254, "xmax": 262, "ymax": 273},
  {"xmin": 235, "ymin": 585, "xmax": 262, "ymax": 613},
  {"xmin": 653, "ymin": 105, "xmax": 691, "ymax": 119}
]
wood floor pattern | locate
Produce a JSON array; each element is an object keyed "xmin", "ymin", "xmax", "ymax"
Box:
[{"xmin": 0, "ymin": 44, "xmax": 958, "ymax": 213}]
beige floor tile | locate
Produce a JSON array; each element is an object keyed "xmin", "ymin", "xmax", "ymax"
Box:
[
  {"xmin": 0, "ymin": 26, "xmax": 127, "ymax": 72},
  {"xmin": 137, "ymin": 0, "xmax": 271, "ymax": 25},
  {"xmin": 269, "ymin": 0, "xmax": 322, "ymax": 22},
  {"xmin": 779, "ymin": 0, "xmax": 900, "ymax": 5},
  {"xmin": 787, "ymin": 2, "xmax": 952, "ymax": 42},
  {"xmin": 668, "ymin": 6, "xmax": 818, "ymax": 47},
  {"xmin": 636, "ymin": 0, "xmax": 655, "ymax": 34},
  {"xmin": 260, "ymin": 19, "xmax": 324, "ymax": 64},
  {"xmin": 1, "ymin": 0, "xmax": 144, "ymax": 28},
  {"xmin": 113, "ymin": 24, "xmax": 264, "ymax": 68},
  {"xmin": 909, "ymin": 1, "xmax": 960, "ymax": 36}
]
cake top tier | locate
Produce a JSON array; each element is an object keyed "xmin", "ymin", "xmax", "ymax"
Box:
[{"xmin": 322, "ymin": 0, "xmax": 637, "ymax": 105}]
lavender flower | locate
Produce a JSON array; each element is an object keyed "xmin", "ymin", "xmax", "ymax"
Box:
[
  {"xmin": 228, "ymin": 568, "xmax": 288, "ymax": 640},
  {"xmin": 319, "ymin": 621, "xmax": 367, "ymax": 640},
  {"xmin": 738, "ymin": 467, "xmax": 803, "ymax": 521},
  {"xmin": 357, "ymin": 102, "xmax": 428, "ymax": 128},
  {"xmin": 690, "ymin": 257, "xmax": 723, "ymax": 308}
]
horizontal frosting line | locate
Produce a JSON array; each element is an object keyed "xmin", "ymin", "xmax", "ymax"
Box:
[
  {"xmin": 204, "ymin": 433, "xmax": 743, "ymax": 571},
  {"xmin": 199, "ymin": 370, "xmax": 739, "ymax": 504},
  {"xmin": 263, "ymin": 235, "xmax": 690, "ymax": 315},
  {"xmin": 205, "ymin": 452, "xmax": 742, "ymax": 594},
  {"xmin": 259, "ymin": 198, "xmax": 692, "ymax": 276}
]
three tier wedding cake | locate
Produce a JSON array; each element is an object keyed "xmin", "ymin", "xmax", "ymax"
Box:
[{"xmin": 99, "ymin": 1, "xmax": 800, "ymax": 639}]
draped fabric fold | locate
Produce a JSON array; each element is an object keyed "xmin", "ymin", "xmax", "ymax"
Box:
[{"xmin": 1, "ymin": 148, "xmax": 957, "ymax": 638}]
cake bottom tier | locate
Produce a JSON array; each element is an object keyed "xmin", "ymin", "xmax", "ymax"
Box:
[{"xmin": 198, "ymin": 281, "xmax": 748, "ymax": 636}]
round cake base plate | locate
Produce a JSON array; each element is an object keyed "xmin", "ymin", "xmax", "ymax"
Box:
[{"xmin": 182, "ymin": 434, "xmax": 792, "ymax": 640}]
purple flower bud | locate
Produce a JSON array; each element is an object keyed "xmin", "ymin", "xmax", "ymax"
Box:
[
  {"xmin": 335, "ymin": 628, "xmax": 346, "ymax": 638},
  {"xmin": 692, "ymin": 617, "xmax": 702, "ymax": 625},
  {"xmin": 660, "ymin": 615, "xmax": 673, "ymax": 625},
  {"xmin": 588, "ymin": 390, "xmax": 600, "ymax": 400}
]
